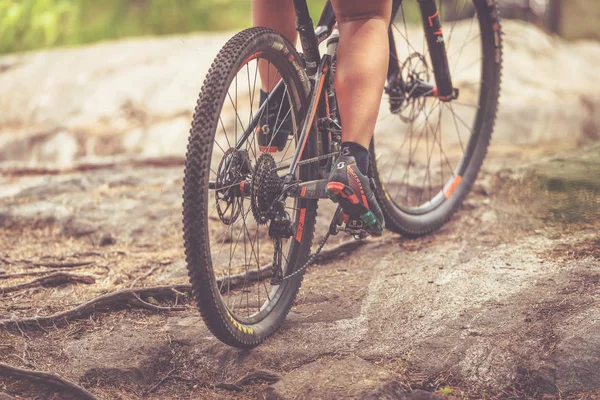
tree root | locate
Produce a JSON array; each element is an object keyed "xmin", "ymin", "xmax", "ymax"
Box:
[
  {"xmin": 313, "ymin": 239, "xmax": 367, "ymax": 264},
  {"xmin": 234, "ymin": 370, "xmax": 280, "ymax": 385},
  {"xmin": 29, "ymin": 261, "xmax": 95, "ymax": 269},
  {"xmin": 0, "ymin": 271, "xmax": 63, "ymax": 280},
  {"xmin": 129, "ymin": 265, "xmax": 160, "ymax": 289},
  {"xmin": 0, "ymin": 239, "xmax": 366, "ymax": 329},
  {"xmin": 0, "ymin": 272, "xmax": 95, "ymax": 294},
  {"xmin": 0, "ymin": 362, "xmax": 99, "ymax": 400},
  {"xmin": 219, "ymin": 239, "xmax": 368, "ymax": 288},
  {"xmin": 0, "ymin": 285, "xmax": 192, "ymax": 329},
  {"xmin": 144, "ymin": 370, "xmax": 280, "ymax": 395},
  {"xmin": 0, "ymin": 155, "xmax": 185, "ymax": 177}
]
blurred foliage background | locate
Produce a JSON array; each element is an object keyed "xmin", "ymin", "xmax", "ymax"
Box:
[{"xmin": 0, "ymin": 0, "xmax": 598, "ymax": 54}]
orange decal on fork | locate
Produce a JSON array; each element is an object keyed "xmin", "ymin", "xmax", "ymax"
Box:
[{"xmin": 428, "ymin": 11, "xmax": 439, "ymax": 27}]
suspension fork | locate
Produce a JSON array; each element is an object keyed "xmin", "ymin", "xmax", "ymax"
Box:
[
  {"xmin": 417, "ymin": 0, "xmax": 456, "ymax": 100},
  {"xmin": 387, "ymin": 0, "xmax": 402, "ymax": 83}
]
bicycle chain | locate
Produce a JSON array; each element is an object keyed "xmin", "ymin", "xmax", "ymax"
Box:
[
  {"xmin": 280, "ymin": 206, "xmax": 342, "ymax": 282},
  {"xmin": 271, "ymin": 151, "xmax": 341, "ymax": 282}
]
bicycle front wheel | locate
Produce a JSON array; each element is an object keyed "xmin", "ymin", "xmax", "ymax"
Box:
[
  {"xmin": 371, "ymin": 0, "xmax": 502, "ymax": 236},
  {"xmin": 182, "ymin": 28, "xmax": 318, "ymax": 348}
]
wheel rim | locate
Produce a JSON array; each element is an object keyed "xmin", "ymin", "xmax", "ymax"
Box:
[
  {"xmin": 374, "ymin": 0, "xmax": 487, "ymax": 215},
  {"xmin": 207, "ymin": 52, "xmax": 302, "ymax": 325}
]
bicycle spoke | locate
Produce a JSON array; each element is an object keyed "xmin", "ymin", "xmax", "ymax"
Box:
[
  {"xmin": 451, "ymin": 13, "xmax": 477, "ymax": 74},
  {"xmin": 373, "ymin": 0, "xmax": 489, "ymax": 210},
  {"xmin": 219, "ymin": 116, "xmax": 232, "ymax": 149}
]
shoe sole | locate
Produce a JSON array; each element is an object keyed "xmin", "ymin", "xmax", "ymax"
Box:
[{"xmin": 325, "ymin": 182, "xmax": 384, "ymax": 237}]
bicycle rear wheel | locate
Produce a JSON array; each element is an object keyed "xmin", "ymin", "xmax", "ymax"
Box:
[
  {"xmin": 371, "ymin": 0, "xmax": 502, "ymax": 236},
  {"xmin": 182, "ymin": 28, "xmax": 318, "ymax": 348}
]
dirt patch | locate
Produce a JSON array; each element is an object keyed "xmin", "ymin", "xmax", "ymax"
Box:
[
  {"xmin": 262, "ymin": 355, "xmax": 443, "ymax": 400},
  {"xmin": 541, "ymin": 237, "xmax": 600, "ymax": 262}
]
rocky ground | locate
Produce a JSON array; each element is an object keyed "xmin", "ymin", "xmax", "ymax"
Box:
[{"xmin": 0, "ymin": 21, "xmax": 599, "ymax": 400}]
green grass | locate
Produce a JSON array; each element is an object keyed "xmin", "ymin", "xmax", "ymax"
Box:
[
  {"xmin": 437, "ymin": 386, "xmax": 454, "ymax": 396},
  {"xmin": 2, "ymin": 0, "xmax": 595, "ymax": 54},
  {"xmin": 0, "ymin": 0, "xmax": 326, "ymax": 54}
]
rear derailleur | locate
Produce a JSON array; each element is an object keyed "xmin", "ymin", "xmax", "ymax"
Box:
[{"xmin": 269, "ymin": 201, "xmax": 295, "ymax": 285}]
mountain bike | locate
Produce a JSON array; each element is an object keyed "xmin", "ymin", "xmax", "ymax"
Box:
[{"xmin": 182, "ymin": 0, "xmax": 502, "ymax": 348}]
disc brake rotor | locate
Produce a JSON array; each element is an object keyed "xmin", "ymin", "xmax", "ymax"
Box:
[
  {"xmin": 387, "ymin": 52, "xmax": 431, "ymax": 123},
  {"xmin": 215, "ymin": 148, "xmax": 250, "ymax": 225}
]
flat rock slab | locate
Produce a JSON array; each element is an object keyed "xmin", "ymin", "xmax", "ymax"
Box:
[
  {"xmin": 63, "ymin": 320, "xmax": 172, "ymax": 385},
  {"xmin": 161, "ymin": 315, "xmax": 211, "ymax": 345},
  {"xmin": 262, "ymin": 356, "xmax": 441, "ymax": 400}
]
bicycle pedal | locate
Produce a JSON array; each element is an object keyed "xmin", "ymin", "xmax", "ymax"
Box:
[
  {"xmin": 337, "ymin": 223, "xmax": 369, "ymax": 239},
  {"xmin": 344, "ymin": 226, "xmax": 369, "ymax": 240}
]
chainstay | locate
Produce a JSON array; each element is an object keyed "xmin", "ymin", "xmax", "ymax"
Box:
[{"xmin": 271, "ymin": 151, "xmax": 339, "ymax": 173}]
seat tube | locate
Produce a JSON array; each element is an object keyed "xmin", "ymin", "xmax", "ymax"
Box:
[
  {"xmin": 292, "ymin": 0, "xmax": 320, "ymax": 76},
  {"xmin": 417, "ymin": 0, "xmax": 454, "ymax": 99}
]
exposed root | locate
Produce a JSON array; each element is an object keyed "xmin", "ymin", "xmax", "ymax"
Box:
[
  {"xmin": 217, "ymin": 239, "xmax": 367, "ymax": 288},
  {"xmin": 0, "ymin": 240, "xmax": 364, "ymax": 329},
  {"xmin": 0, "ymin": 285, "xmax": 192, "ymax": 329},
  {"xmin": 0, "ymin": 272, "xmax": 95, "ymax": 294},
  {"xmin": 234, "ymin": 370, "xmax": 279, "ymax": 385},
  {"xmin": 0, "ymin": 256, "xmax": 14, "ymax": 265},
  {"xmin": 143, "ymin": 369, "xmax": 176, "ymax": 395},
  {"xmin": 144, "ymin": 370, "xmax": 279, "ymax": 395},
  {"xmin": 130, "ymin": 293, "xmax": 187, "ymax": 312},
  {"xmin": 0, "ymin": 155, "xmax": 185, "ymax": 177},
  {"xmin": 0, "ymin": 362, "xmax": 99, "ymax": 400},
  {"xmin": 219, "ymin": 264, "xmax": 273, "ymax": 290},
  {"xmin": 129, "ymin": 265, "xmax": 160, "ymax": 289},
  {"xmin": 0, "ymin": 271, "xmax": 64, "ymax": 280},
  {"xmin": 313, "ymin": 239, "xmax": 367, "ymax": 264},
  {"xmin": 29, "ymin": 261, "xmax": 95, "ymax": 269}
]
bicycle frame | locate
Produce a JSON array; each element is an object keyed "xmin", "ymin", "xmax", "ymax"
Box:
[{"xmin": 218, "ymin": 0, "xmax": 458, "ymax": 200}]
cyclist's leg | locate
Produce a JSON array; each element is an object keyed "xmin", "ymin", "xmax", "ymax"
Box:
[
  {"xmin": 330, "ymin": 0, "xmax": 392, "ymax": 171},
  {"xmin": 252, "ymin": 0, "xmax": 297, "ymax": 92},
  {"xmin": 326, "ymin": 0, "xmax": 392, "ymax": 236},
  {"xmin": 251, "ymin": 0, "xmax": 298, "ymax": 151}
]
